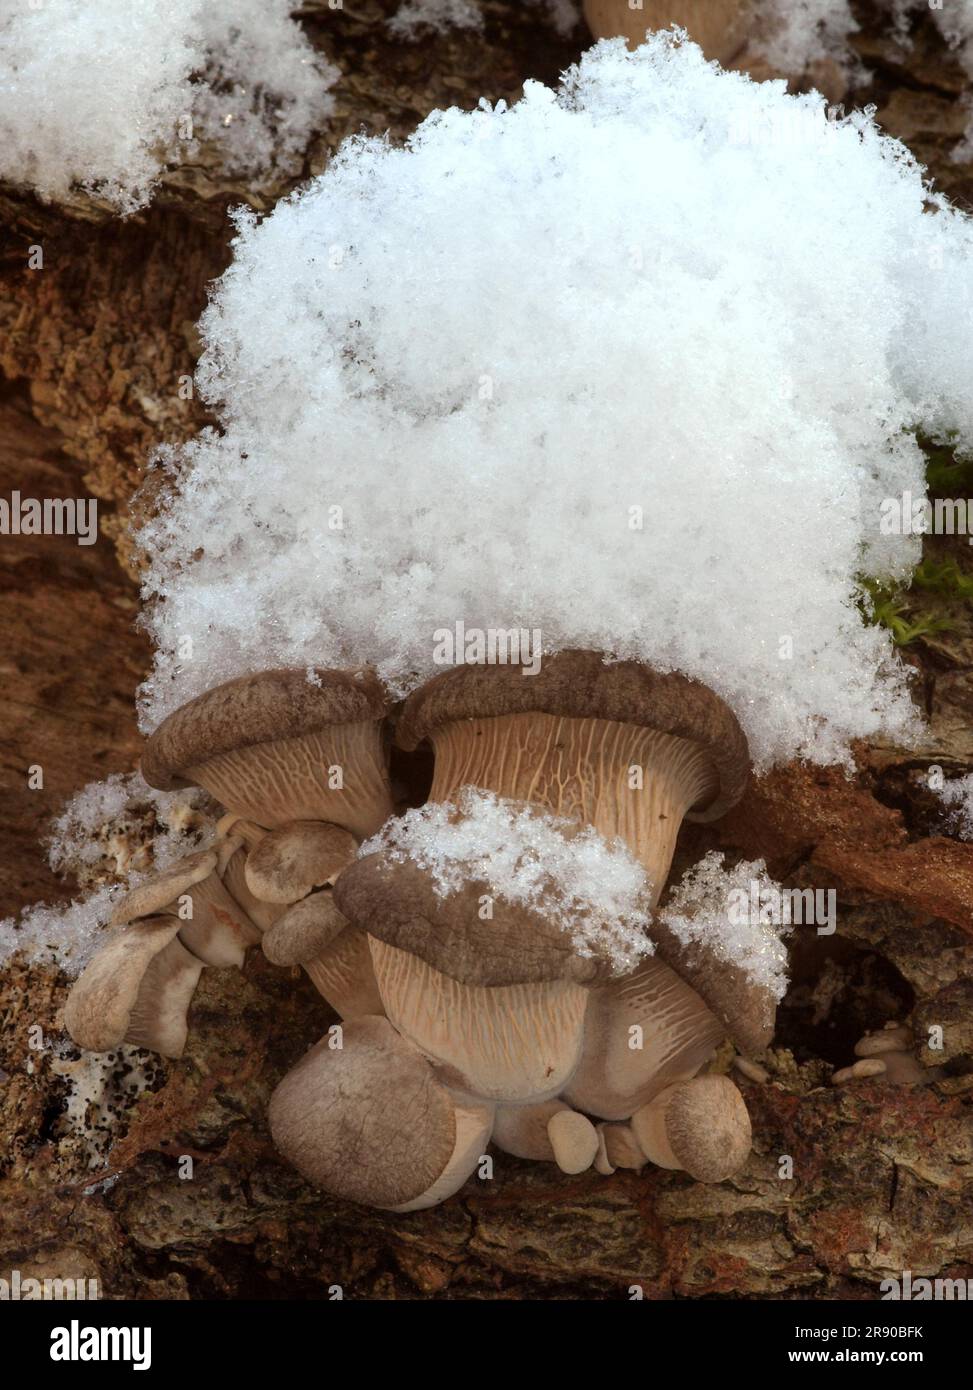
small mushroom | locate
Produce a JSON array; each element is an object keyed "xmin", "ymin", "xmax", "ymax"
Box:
[
  {"xmin": 547, "ymin": 1110, "xmax": 600, "ymax": 1175},
  {"xmin": 110, "ymin": 844, "xmax": 260, "ymax": 968},
  {"xmin": 261, "ymin": 891, "xmax": 348, "ymax": 967},
  {"xmin": 244, "ymin": 821, "xmax": 357, "ymax": 904},
  {"xmin": 64, "ymin": 917, "xmax": 203, "ymax": 1058},
  {"xmin": 141, "ymin": 667, "xmax": 393, "ymax": 838},
  {"xmin": 832, "ymin": 1023, "xmax": 940, "ymax": 1087},
  {"xmin": 268, "ymin": 1016, "xmax": 494, "ymax": 1211},
  {"xmin": 630, "ymin": 1073, "xmax": 752, "ymax": 1182},
  {"xmin": 334, "ymin": 842, "xmax": 616, "ymax": 1102}
]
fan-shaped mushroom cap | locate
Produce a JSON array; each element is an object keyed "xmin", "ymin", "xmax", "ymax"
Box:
[
  {"xmin": 334, "ymin": 847, "xmax": 606, "ymax": 1101},
  {"xmin": 631, "ymin": 1074, "xmax": 752, "ymax": 1182},
  {"xmin": 261, "ymin": 891, "xmax": 348, "ymax": 966},
  {"xmin": 64, "ymin": 917, "xmax": 203, "ymax": 1058},
  {"xmin": 334, "ymin": 851, "xmax": 616, "ymax": 988},
  {"xmin": 583, "ymin": 0, "xmax": 752, "ymax": 67},
  {"xmin": 108, "ymin": 847, "xmax": 260, "ymax": 968},
  {"xmin": 109, "ymin": 849, "xmax": 217, "ymax": 926},
  {"xmin": 141, "ymin": 667, "xmax": 393, "ymax": 837},
  {"xmin": 268, "ymin": 1016, "xmax": 493, "ymax": 1211},
  {"xmin": 397, "ymin": 651, "xmax": 748, "ymax": 824},
  {"xmin": 244, "ymin": 821, "xmax": 357, "ymax": 905},
  {"xmin": 563, "ymin": 954, "xmax": 725, "ymax": 1119}
]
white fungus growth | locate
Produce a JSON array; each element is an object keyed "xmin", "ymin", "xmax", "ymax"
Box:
[
  {"xmin": 0, "ymin": 774, "xmax": 212, "ymax": 976},
  {"xmin": 660, "ymin": 851, "xmax": 791, "ymax": 999},
  {"xmin": 937, "ymin": 774, "xmax": 973, "ymax": 840},
  {"xmin": 362, "ymin": 788, "xmax": 654, "ymax": 973},
  {"xmin": 136, "ymin": 35, "xmax": 973, "ymax": 768},
  {"xmin": 0, "ymin": 0, "xmax": 336, "ymax": 213}
]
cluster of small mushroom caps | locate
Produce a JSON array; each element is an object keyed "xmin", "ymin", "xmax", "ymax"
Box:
[{"xmin": 65, "ymin": 652, "xmax": 783, "ymax": 1211}]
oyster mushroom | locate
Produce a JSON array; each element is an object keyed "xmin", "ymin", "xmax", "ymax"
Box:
[
  {"xmin": 109, "ymin": 844, "xmax": 261, "ymax": 968},
  {"xmin": 333, "ymin": 845, "xmax": 620, "ymax": 1103},
  {"xmin": 396, "ymin": 650, "xmax": 748, "ymax": 896},
  {"xmin": 260, "ymin": 890, "xmax": 384, "ymax": 1020},
  {"xmin": 269, "ymin": 1016, "xmax": 494, "ymax": 1211},
  {"xmin": 141, "ymin": 667, "xmax": 393, "ymax": 838},
  {"xmin": 63, "ymin": 917, "xmax": 203, "ymax": 1058},
  {"xmin": 563, "ymin": 903, "xmax": 776, "ymax": 1120},
  {"xmin": 832, "ymin": 1023, "xmax": 941, "ymax": 1087},
  {"xmin": 630, "ymin": 1073, "xmax": 752, "ymax": 1182}
]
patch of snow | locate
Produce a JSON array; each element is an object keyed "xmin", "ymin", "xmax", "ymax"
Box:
[
  {"xmin": 135, "ymin": 34, "xmax": 973, "ymax": 768},
  {"xmin": 660, "ymin": 850, "xmax": 791, "ymax": 998},
  {"xmin": 0, "ymin": 0, "xmax": 336, "ymax": 213},
  {"xmin": 937, "ymin": 772, "xmax": 973, "ymax": 839}
]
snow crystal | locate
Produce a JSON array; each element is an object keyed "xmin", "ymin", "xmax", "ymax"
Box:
[
  {"xmin": 0, "ymin": 773, "xmax": 212, "ymax": 977},
  {"xmin": 0, "ymin": 0, "xmax": 336, "ymax": 213},
  {"xmin": 389, "ymin": 0, "xmax": 484, "ymax": 37},
  {"xmin": 362, "ymin": 787, "xmax": 654, "ymax": 973},
  {"xmin": 938, "ymin": 773, "xmax": 973, "ymax": 840},
  {"xmin": 751, "ymin": 0, "xmax": 858, "ymax": 75},
  {"xmin": 389, "ymin": 0, "xmax": 578, "ymax": 39},
  {"xmin": 136, "ymin": 33, "xmax": 973, "ymax": 767},
  {"xmin": 660, "ymin": 851, "xmax": 791, "ymax": 998}
]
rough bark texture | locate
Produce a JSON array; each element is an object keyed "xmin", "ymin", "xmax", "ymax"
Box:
[{"xmin": 0, "ymin": 0, "xmax": 971, "ymax": 1301}]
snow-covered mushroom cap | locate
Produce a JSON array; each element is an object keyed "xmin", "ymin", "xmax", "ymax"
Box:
[
  {"xmin": 141, "ymin": 667, "xmax": 392, "ymax": 837},
  {"xmin": 268, "ymin": 1016, "xmax": 493, "ymax": 1211},
  {"xmin": 335, "ymin": 850, "xmax": 619, "ymax": 988}
]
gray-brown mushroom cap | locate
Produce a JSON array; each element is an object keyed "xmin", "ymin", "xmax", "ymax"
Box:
[
  {"xmin": 396, "ymin": 650, "xmax": 749, "ymax": 822},
  {"xmin": 268, "ymin": 1016, "xmax": 458, "ymax": 1209},
  {"xmin": 109, "ymin": 849, "xmax": 218, "ymax": 926},
  {"xmin": 244, "ymin": 821, "xmax": 357, "ymax": 904},
  {"xmin": 141, "ymin": 667, "xmax": 389, "ymax": 792},
  {"xmin": 63, "ymin": 916, "xmax": 202, "ymax": 1058},
  {"xmin": 632, "ymin": 1074, "xmax": 752, "ymax": 1183},
  {"xmin": 333, "ymin": 850, "xmax": 619, "ymax": 988},
  {"xmin": 647, "ymin": 913, "xmax": 776, "ymax": 1055},
  {"xmin": 261, "ymin": 892, "xmax": 348, "ymax": 967}
]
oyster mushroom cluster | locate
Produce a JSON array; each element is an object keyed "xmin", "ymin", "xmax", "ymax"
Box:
[{"xmin": 65, "ymin": 653, "xmax": 778, "ymax": 1211}]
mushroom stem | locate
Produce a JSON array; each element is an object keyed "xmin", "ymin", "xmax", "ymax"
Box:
[{"xmin": 427, "ymin": 713, "xmax": 714, "ymax": 899}]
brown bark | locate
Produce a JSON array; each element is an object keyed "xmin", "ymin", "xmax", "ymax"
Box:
[{"xmin": 0, "ymin": 0, "xmax": 970, "ymax": 1301}]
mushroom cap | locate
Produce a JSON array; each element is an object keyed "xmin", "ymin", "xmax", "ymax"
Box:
[
  {"xmin": 63, "ymin": 916, "xmax": 202, "ymax": 1058},
  {"xmin": 334, "ymin": 850, "xmax": 617, "ymax": 988},
  {"xmin": 261, "ymin": 891, "xmax": 348, "ymax": 967},
  {"xmin": 268, "ymin": 1016, "xmax": 460, "ymax": 1209},
  {"xmin": 109, "ymin": 849, "xmax": 218, "ymax": 926},
  {"xmin": 244, "ymin": 821, "xmax": 357, "ymax": 904},
  {"xmin": 547, "ymin": 1109, "xmax": 600, "ymax": 1175},
  {"xmin": 142, "ymin": 667, "xmax": 389, "ymax": 791},
  {"xmin": 646, "ymin": 914, "xmax": 776, "ymax": 1055},
  {"xmin": 396, "ymin": 650, "xmax": 748, "ymax": 822},
  {"xmin": 633, "ymin": 1074, "xmax": 752, "ymax": 1183}
]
